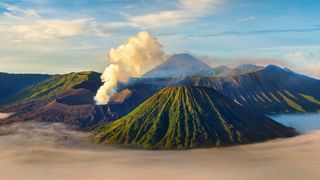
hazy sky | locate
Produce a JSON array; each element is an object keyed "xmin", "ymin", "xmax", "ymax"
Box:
[{"xmin": 0, "ymin": 0, "xmax": 319, "ymax": 77}]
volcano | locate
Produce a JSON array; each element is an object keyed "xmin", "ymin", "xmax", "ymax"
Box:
[
  {"xmin": 92, "ymin": 86, "xmax": 296, "ymax": 149},
  {"xmin": 142, "ymin": 54, "xmax": 213, "ymax": 78}
]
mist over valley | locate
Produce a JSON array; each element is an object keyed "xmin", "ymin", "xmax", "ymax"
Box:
[
  {"xmin": 1, "ymin": 1, "xmax": 320, "ymax": 178},
  {"xmin": 1, "ymin": 115, "xmax": 320, "ymax": 180}
]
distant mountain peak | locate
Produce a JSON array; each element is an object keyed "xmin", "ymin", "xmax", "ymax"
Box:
[
  {"xmin": 234, "ymin": 64, "xmax": 263, "ymax": 72},
  {"xmin": 170, "ymin": 53, "xmax": 196, "ymax": 59},
  {"xmin": 265, "ymin": 64, "xmax": 282, "ymax": 69},
  {"xmin": 164, "ymin": 53, "xmax": 209, "ymax": 65},
  {"xmin": 263, "ymin": 64, "xmax": 286, "ymax": 73},
  {"xmin": 142, "ymin": 53, "xmax": 212, "ymax": 78}
]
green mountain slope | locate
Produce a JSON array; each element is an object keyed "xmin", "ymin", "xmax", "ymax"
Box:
[
  {"xmin": 140, "ymin": 55, "xmax": 320, "ymax": 114},
  {"xmin": 0, "ymin": 71, "xmax": 156, "ymax": 128},
  {"xmin": 0, "ymin": 72, "xmax": 51, "ymax": 104},
  {"xmin": 0, "ymin": 71, "xmax": 105, "ymax": 128},
  {"xmin": 92, "ymin": 86, "xmax": 296, "ymax": 149},
  {"xmin": 180, "ymin": 65, "xmax": 320, "ymax": 114},
  {"xmin": 4, "ymin": 71, "xmax": 100, "ymax": 106}
]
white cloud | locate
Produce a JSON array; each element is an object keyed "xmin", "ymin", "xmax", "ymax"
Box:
[
  {"xmin": 128, "ymin": 0, "xmax": 222, "ymax": 28},
  {"xmin": 0, "ymin": 3, "xmax": 136, "ymax": 40},
  {"xmin": 0, "ymin": 3, "xmax": 90, "ymax": 40},
  {"xmin": 9, "ymin": 19, "xmax": 90, "ymax": 40},
  {"xmin": 284, "ymin": 51, "xmax": 320, "ymax": 78},
  {"xmin": 1, "ymin": 3, "xmax": 39, "ymax": 20},
  {"xmin": 237, "ymin": 16, "xmax": 256, "ymax": 23},
  {"xmin": 88, "ymin": 21, "xmax": 137, "ymax": 37}
]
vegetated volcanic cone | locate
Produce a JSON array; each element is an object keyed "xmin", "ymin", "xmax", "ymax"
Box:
[{"xmin": 92, "ymin": 86, "xmax": 297, "ymax": 149}]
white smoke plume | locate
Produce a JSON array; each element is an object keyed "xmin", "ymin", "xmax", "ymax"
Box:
[{"xmin": 94, "ymin": 31, "xmax": 165, "ymax": 105}]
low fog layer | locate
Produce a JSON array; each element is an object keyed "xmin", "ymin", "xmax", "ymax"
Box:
[
  {"xmin": 272, "ymin": 113, "xmax": 320, "ymax": 133},
  {"xmin": 0, "ymin": 113, "xmax": 13, "ymax": 119},
  {"xmin": 1, "ymin": 120, "xmax": 320, "ymax": 180}
]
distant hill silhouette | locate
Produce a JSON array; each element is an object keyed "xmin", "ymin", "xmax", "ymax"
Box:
[
  {"xmin": 0, "ymin": 72, "xmax": 51, "ymax": 104},
  {"xmin": 1, "ymin": 54, "xmax": 320, "ymax": 128}
]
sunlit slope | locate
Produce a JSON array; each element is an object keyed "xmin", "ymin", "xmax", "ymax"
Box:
[
  {"xmin": 0, "ymin": 71, "xmax": 157, "ymax": 128},
  {"xmin": 0, "ymin": 71, "xmax": 104, "ymax": 128},
  {"xmin": 0, "ymin": 72, "xmax": 51, "ymax": 104},
  {"xmin": 92, "ymin": 86, "xmax": 296, "ymax": 149},
  {"xmin": 180, "ymin": 65, "xmax": 320, "ymax": 114},
  {"xmin": 4, "ymin": 71, "xmax": 101, "ymax": 106}
]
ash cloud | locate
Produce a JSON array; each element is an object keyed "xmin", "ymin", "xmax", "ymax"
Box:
[
  {"xmin": 94, "ymin": 31, "xmax": 165, "ymax": 105},
  {"xmin": 1, "ymin": 121, "xmax": 320, "ymax": 180}
]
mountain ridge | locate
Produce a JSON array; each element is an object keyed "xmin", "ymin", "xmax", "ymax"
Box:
[
  {"xmin": 0, "ymin": 72, "xmax": 51, "ymax": 104},
  {"xmin": 92, "ymin": 86, "xmax": 296, "ymax": 149},
  {"xmin": 179, "ymin": 65, "xmax": 320, "ymax": 114},
  {"xmin": 142, "ymin": 54, "xmax": 213, "ymax": 78},
  {"xmin": 0, "ymin": 71, "xmax": 158, "ymax": 128},
  {"xmin": 1, "ymin": 61, "xmax": 320, "ymax": 128}
]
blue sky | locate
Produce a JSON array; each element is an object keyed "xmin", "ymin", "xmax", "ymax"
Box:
[{"xmin": 0, "ymin": 0, "xmax": 319, "ymax": 77}]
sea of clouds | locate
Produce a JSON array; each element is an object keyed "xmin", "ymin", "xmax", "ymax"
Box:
[
  {"xmin": 0, "ymin": 113, "xmax": 14, "ymax": 119},
  {"xmin": 0, "ymin": 119, "xmax": 320, "ymax": 180}
]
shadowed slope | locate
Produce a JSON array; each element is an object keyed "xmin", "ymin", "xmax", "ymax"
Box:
[
  {"xmin": 92, "ymin": 86, "xmax": 296, "ymax": 149},
  {"xmin": 6, "ymin": 71, "xmax": 101, "ymax": 105},
  {"xmin": 179, "ymin": 65, "xmax": 320, "ymax": 114},
  {"xmin": 0, "ymin": 71, "xmax": 104, "ymax": 128},
  {"xmin": 0, "ymin": 72, "xmax": 51, "ymax": 104},
  {"xmin": 0, "ymin": 72, "xmax": 156, "ymax": 128}
]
